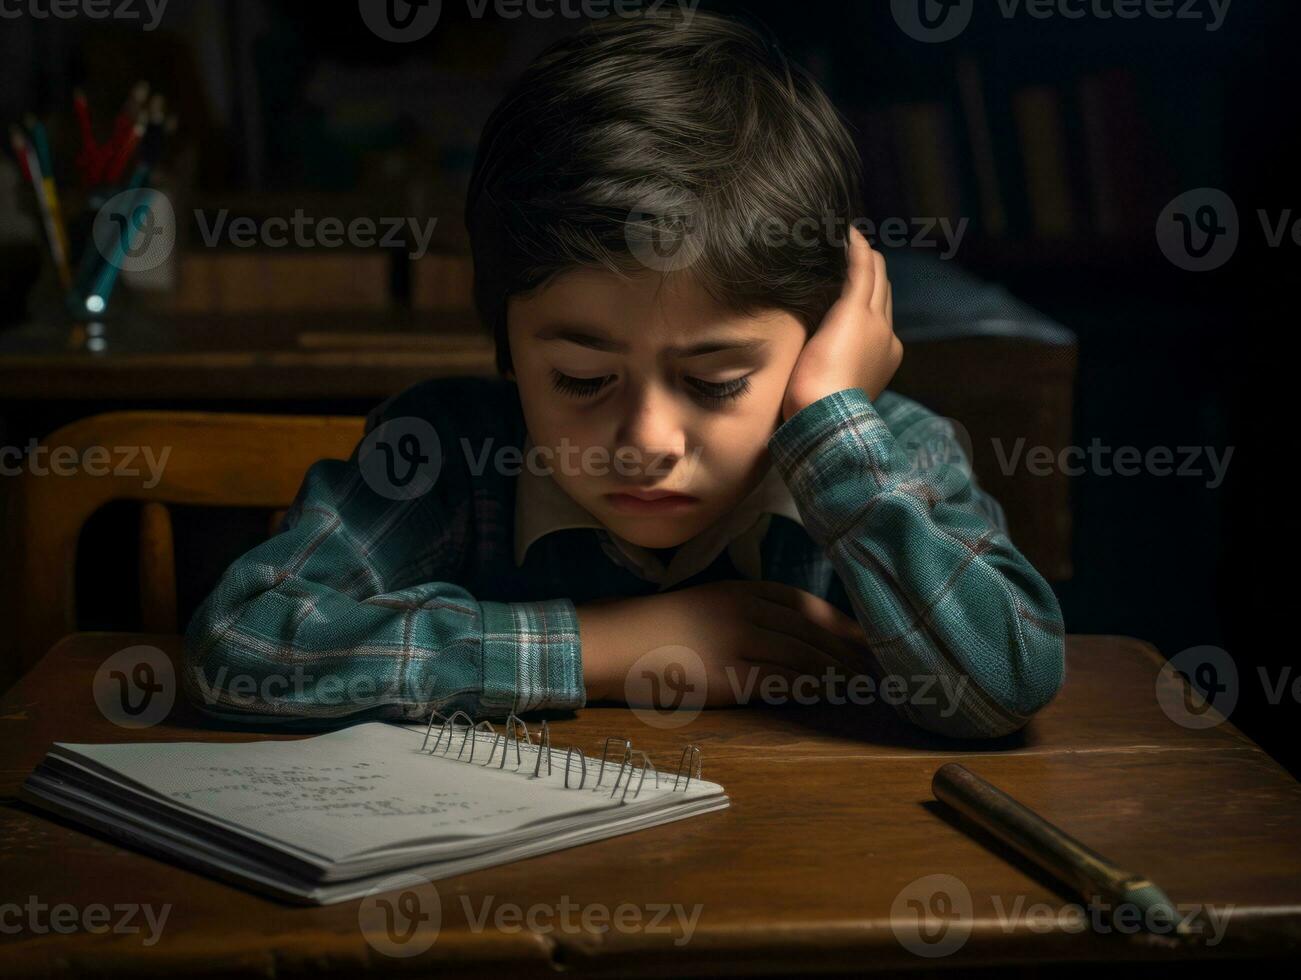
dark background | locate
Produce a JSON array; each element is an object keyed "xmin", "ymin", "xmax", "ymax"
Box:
[{"xmin": 0, "ymin": 2, "xmax": 1289, "ymax": 766}]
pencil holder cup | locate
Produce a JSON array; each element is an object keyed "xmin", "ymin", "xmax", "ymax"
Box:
[{"xmin": 64, "ymin": 180, "xmax": 176, "ymax": 321}]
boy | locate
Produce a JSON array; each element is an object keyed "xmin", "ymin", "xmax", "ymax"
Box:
[{"xmin": 183, "ymin": 11, "xmax": 1065, "ymax": 738}]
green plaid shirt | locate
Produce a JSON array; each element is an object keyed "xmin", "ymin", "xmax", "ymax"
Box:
[{"xmin": 183, "ymin": 377, "xmax": 1065, "ymax": 737}]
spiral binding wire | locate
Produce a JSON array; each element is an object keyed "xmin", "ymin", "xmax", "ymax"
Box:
[{"xmin": 418, "ymin": 710, "xmax": 701, "ymax": 803}]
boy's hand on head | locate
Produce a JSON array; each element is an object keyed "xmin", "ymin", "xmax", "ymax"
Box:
[
  {"xmin": 577, "ymin": 580, "xmax": 876, "ymax": 708},
  {"xmin": 781, "ymin": 224, "xmax": 902, "ymax": 422}
]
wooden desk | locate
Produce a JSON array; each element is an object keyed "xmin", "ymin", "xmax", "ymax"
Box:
[
  {"xmin": 0, "ymin": 312, "xmax": 494, "ymax": 401},
  {"xmin": 6, "ymin": 632, "xmax": 1296, "ymax": 976}
]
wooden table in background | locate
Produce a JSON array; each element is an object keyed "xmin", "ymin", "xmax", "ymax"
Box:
[
  {"xmin": 2, "ymin": 633, "xmax": 1298, "ymax": 976},
  {"xmin": 0, "ymin": 312, "xmax": 495, "ymax": 401}
]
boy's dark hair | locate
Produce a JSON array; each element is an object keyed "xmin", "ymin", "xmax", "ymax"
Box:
[{"xmin": 465, "ymin": 10, "xmax": 864, "ymax": 377}]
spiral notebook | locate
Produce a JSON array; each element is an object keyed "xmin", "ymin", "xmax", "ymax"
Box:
[{"xmin": 20, "ymin": 712, "xmax": 728, "ymax": 905}]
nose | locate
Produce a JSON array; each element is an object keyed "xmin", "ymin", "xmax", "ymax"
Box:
[{"xmin": 611, "ymin": 379, "xmax": 687, "ymax": 485}]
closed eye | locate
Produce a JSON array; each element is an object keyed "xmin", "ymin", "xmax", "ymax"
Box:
[
  {"xmin": 549, "ymin": 371, "xmax": 611, "ymax": 398},
  {"xmin": 549, "ymin": 370, "xmax": 752, "ymax": 404},
  {"xmin": 685, "ymin": 375, "xmax": 751, "ymax": 403}
]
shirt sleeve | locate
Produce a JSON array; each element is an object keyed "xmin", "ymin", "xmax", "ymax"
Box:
[
  {"xmin": 768, "ymin": 387, "xmax": 1066, "ymax": 738},
  {"xmin": 181, "ymin": 400, "xmax": 585, "ymax": 727}
]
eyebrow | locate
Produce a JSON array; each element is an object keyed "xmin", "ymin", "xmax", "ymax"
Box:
[{"xmin": 534, "ymin": 325, "xmax": 770, "ymax": 358}]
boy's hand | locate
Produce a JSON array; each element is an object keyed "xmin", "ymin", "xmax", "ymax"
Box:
[
  {"xmin": 577, "ymin": 580, "xmax": 876, "ymax": 707},
  {"xmin": 781, "ymin": 224, "xmax": 902, "ymax": 422}
]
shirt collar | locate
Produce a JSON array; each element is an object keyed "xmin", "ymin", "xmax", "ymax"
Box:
[{"xmin": 513, "ymin": 433, "xmax": 804, "ymax": 590}]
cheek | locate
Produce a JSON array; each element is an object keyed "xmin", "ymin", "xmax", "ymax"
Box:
[
  {"xmin": 691, "ymin": 400, "xmax": 781, "ymax": 479},
  {"xmin": 516, "ymin": 378, "xmax": 600, "ymax": 455}
]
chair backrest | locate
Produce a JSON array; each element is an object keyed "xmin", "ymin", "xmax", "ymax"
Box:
[{"xmin": 3, "ymin": 411, "xmax": 365, "ymax": 689}]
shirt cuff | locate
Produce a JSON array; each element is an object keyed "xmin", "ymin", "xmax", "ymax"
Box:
[
  {"xmin": 477, "ymin": 598, "xmax": 585, "ymax": 716},
  {"xmin": 768, "ymin": 387, "xmax": 899, "ymax": 545}
]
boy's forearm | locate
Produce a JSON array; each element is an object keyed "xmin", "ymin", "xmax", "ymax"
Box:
[
  {"xmin": 769, "ymin": 388, "xmax": 1066, "ymax": 737},
  {"xmin": 184, "ymin": 458, "xmax": 587, "ymax": 722},
  {"xmin": 574, "ymin": 598, "xmax": 638, "ymax": 704}
]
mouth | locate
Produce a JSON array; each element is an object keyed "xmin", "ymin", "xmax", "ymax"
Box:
[{"xmin": 604, "ymin": 490, "xmax": 700, "ymax": 514}]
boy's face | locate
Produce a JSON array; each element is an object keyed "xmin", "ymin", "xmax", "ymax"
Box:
[{"xmin": 507, "ymin": 267, "xmax": 808, "ymax": 549}]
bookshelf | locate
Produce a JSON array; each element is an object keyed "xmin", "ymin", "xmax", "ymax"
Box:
[{"xmin": 784, "ymin": 1, "xmax": 1251, "ymax": 279}]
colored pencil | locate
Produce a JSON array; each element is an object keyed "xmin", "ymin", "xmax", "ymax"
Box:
[{"xmin": 11, "ymin": 126, "xmax": 72, "ymax": 290}]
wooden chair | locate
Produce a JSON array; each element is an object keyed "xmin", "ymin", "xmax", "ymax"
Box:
[{"xmin": 2, "ymin": 412, "xmax": 365, "ymax": 690}]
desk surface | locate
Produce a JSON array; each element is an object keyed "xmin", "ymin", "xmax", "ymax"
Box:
[
  {"xmin": 0, "ymin": 312, "xmax": 495, "ymax": 400},
  {"xmin": 2, "ymin": 632, "xmax": 1298, "ymax": 976}
]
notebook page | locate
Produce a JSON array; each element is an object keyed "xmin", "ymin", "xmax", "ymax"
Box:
[{"xmin": 51, "ymin": 722, "xmax": 721, "ymax": 865}]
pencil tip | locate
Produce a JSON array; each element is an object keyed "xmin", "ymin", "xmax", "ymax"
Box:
[{"xmin": 1122, "ymin": 881, "xmax": 1179, "ymax": 932}]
